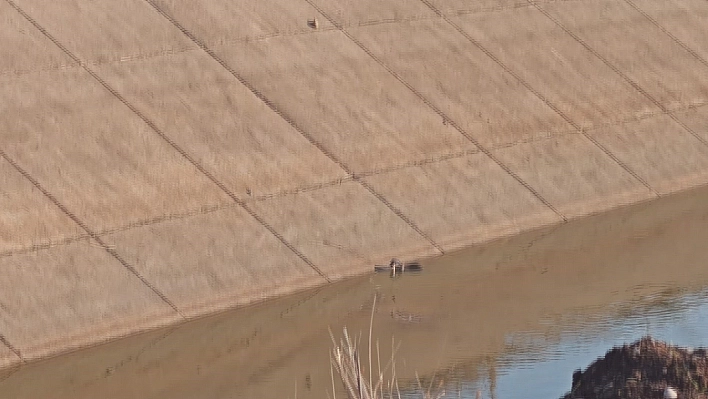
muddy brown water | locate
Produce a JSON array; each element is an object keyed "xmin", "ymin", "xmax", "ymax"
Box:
[{"xmin": 2, "ymin": 185, "xmax": 708, "ymax": 398}]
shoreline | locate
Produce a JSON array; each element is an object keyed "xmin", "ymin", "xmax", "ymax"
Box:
[
  {"xmin": 3, "ymin": 182, "xmax": 708, "ymax": 372},
  {"xmin": 3, "ymin": 181, "xmax": 708, "ymax": 399}
]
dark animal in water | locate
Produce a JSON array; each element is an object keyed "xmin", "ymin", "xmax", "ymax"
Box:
[{"xmin": 374, "ymin": 258, "xmax": 422, "ymax": 274}]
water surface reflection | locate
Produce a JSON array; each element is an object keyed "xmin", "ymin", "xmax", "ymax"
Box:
[{"xmin": 429, "ymin": 288, "xmax": 708, "ymax": 399}]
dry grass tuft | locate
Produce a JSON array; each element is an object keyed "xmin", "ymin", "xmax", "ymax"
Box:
[{"xmin": 328, "ymin": 297, "xmax": 446, "ymax": 399}]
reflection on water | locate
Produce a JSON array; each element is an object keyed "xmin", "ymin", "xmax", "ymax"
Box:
[
  {"xmin": 2, "ymin": 185, "xmax": 708, "ymax": 399},
  {"xmin": 433, "ymin": 288, "xmax": 708, "ymax": 399}
]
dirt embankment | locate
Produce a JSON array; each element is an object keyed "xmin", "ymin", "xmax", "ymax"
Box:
[{"xmin": 563, "ymin": 337, "xmax": 708, "ymax": 399}]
